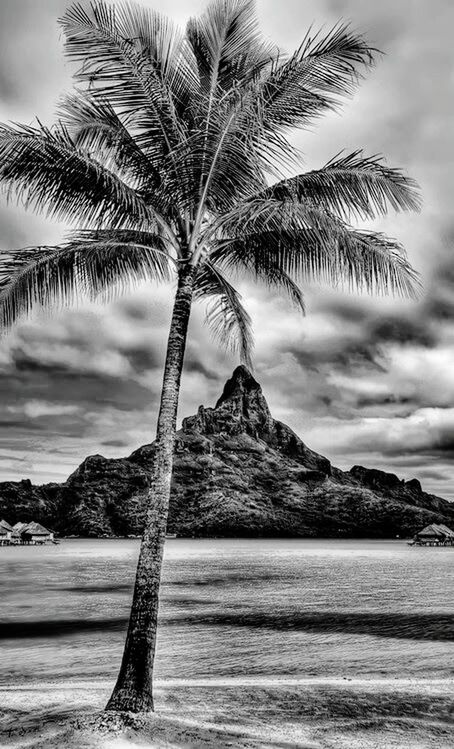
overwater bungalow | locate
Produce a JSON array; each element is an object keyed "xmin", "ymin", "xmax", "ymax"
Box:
[
  {"xmin": 12, "ymin": 521, "xmax": 28, "ymax": 535},
  {"xmin": 0, "ymin": 519, "xmax": 13, "ymax": 545},
  {"xmin": 412, "ymin": 523, "xmax": 454, "ymax": 546},
  {"xmin": 20, "ymin": 522, "xmax": 54, "ymax": 545},
  {"xmin": 0, "ymin": 519, "xmax": 55, "ymax": 546}
]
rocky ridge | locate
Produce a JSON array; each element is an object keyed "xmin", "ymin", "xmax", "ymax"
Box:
[{"xmin": 0, "ymin": 366, "xmax": 452, "ymax": 537}]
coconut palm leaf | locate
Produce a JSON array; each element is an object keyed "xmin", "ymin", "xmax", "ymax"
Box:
[
  {"xmin": 0, "ymin": 122, "xmax": 165, "ymax": 232},
  {"xmin": 194, "ymin": 261, "xmax": 253, "ymax": 366},
  {"xmin": 254, "ymin": 264, "xmax": 305, "ymax": 312},
  {"xmin": 184, "ymin": 1, "xmax": 280, "ymax": 216},
  {"xmin": 58, "ymin": 92, "xmax": 160, "ymax": 189},
  {"xmin": 185, "ymin": 96, "xmax": 269, "ymax": 217},
  {"xmin": 184, "ymin": 19, "xmax": 380, "ymax": 218},
  {"xmin": 59, "ymin": 1, "xmax": 198, "ymax": 160},
  {"xmin": 186, "ymin": 0, "xmax": 274, "ymax": 94},
  {"xmin": 0, "ymin": 235, "xmax": 172, "ymax": 328},
  {"xmin": 263, "ymin": 151, "xmax": 421, "ymax": 221},
  {"xmin": 211, "ymin": 225, "xmax": 420, "ymax": 299},
  {"xmin": 207, "ymin": 195, "xmax": 354, "ymax": 245},
  {"xmin": 258, "ymin": 23, "xmax": 375, "ymax": 133}
]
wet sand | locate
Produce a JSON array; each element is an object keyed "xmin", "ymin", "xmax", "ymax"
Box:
[{"xmin": 1, "ymin": 678, "xmax": 453, "ymax": 748}]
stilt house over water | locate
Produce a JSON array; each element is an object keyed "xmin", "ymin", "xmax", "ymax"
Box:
[
  {"xmin": 21, "ymin": 522, "xmax": 54, "ymax": 544},
  {"xmin": 0, "ymin": 519, "xmax": 13, "ymax": 545},
  {"xmin": 413, "ymin": 523, "xmax": 454, "ymax": 546},
  {"xmin": 0, "ymin": 519, "xmax": 54, "ymax": 545}
]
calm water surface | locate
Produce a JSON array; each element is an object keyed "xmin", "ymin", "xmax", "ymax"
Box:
[{"xmin": 1, "ymin": 539, "xmax": 453, "ymax": 685}]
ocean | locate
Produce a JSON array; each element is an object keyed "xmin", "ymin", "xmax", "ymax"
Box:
[{"xmin": 1, "ymin": 538, "xmax": 453, "ymax": 687}]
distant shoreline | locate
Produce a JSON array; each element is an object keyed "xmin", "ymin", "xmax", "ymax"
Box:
[{"xmin": 57, "ymin": 534, "xmax": 413, "ymax": 540}]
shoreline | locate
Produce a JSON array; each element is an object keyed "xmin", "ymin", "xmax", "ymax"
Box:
[
  {"xmin": 9, "ymin": 534, "xmax": 417, "ymax": 540},
  {"xmin": 2, "ymin": 675, "xmax": 453, "ymax": 690}
]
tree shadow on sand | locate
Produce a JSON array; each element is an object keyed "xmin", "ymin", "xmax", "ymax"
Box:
[
  {"xmin": 1, "ymin": 686, "xmax": 453, "ymax": 749},
  {"xmin": 0, "ymin": 706, "xmax": 315, "ymax": 749}
]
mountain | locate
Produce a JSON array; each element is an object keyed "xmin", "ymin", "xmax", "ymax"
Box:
[{"xmin": 1, "ymin": 366, "xmax": 453, "ymax": 537}]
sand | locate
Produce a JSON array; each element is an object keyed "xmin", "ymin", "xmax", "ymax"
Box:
[{"xmin": 1, "ymin": 678, "xmax": 453, "ymax": 748}]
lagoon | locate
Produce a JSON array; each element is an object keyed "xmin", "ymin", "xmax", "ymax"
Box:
[{"xmin": 1, "ymin": 538, "xmax": 453, "ymax": 686}]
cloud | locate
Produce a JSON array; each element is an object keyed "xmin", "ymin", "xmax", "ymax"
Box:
[
  {"xmin": 323, "ymin": 408, "xmax": 454, "ymax": 457},
  {"xmin": 100, "ymin": 439, "xmax": 130, "ymax": 449},
  {"xmin": 416, "ymin": 468, "xmax": 451, "ymax": 482},
  {"xmin": 0, "ymin": 282, "xmax": 238, "ymax": 482},
  {"xmin": 7, "ymin": 401, "xmax": 80, "ymax": 419}
]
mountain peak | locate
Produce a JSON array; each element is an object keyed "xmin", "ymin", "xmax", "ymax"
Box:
[
  {"xmin": 214, "ymin": 364, "xmax": 273, "ymax": 430},
  {"xmin": 215, "ymin": 365, "xmax": 262, "ymax": 408},
  {"xmin": 181, "ymin": 365, "xmax": 272, "ymax": 438}
]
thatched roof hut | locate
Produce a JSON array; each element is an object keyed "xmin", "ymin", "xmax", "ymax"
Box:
[
  {"xmin": 12, "ymin": 521, "xmax": 28, "ymax": 534},
  {"xmin": 20, "ymin": 521, "xmax": 54, "ymax": 544},
  {"xmin": 0, "ymin": 519, "xmax": 55, "ymax": 546},
  {"xmin": 414, "ymin": 523, "xmax": 454, "ymax": 545},
  {"xmin": 0, "ymin": 519, "xmax": 13, "ymax": 544}
]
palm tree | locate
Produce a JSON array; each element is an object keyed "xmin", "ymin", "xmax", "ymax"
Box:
[{"xmin": 0, "ymin": 0, "xmax": 420, "ymax": 714}]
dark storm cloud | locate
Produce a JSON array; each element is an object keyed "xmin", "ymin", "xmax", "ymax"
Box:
[
  {"xmin": 0, "ymin": 363, "xmax": 156, "ymax": 412},
  {"xmin": 0, "ymin": 300, "xmax": 167, "ymax": 415},
  {"xmin": 369, "ymin": 316, "xmax": 434, "ymax": 349},
  {"xmin": 417, "ymin": 468, "xmax": 451, "ymax": 482},
  {"xmin": 0, "ymin": 285, "xmax": 235, "ymax": 482},
  {"xmin": 298, "ymin": 292, "xmax": 437, "ymax": 365},
  {"xmin": 100, "ymin": 438, "xmax": 130, "ymax": 448},
  {"xmin": 0, "ymin": 299, "xmax": 165, "ymax": 481},
  {"xmin": 425, "ymin": 247, "xmax": 454, "ymax": 323},
  {"xmin": 183, "ymin": 355, "xmax": 220, "ymax": 382},
  {"xmin": 274, "ymin": 235, "xmax": 454, "ymax": 419}
]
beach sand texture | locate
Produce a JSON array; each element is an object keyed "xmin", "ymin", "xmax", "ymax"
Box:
[{"xmin": 1, "ymin": 679, "xmax": 453, "ymax": 748}]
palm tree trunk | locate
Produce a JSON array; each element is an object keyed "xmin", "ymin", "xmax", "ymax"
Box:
[{"xmin": 106, "ymin": 261, "xmax": 197, "ymax": 714}]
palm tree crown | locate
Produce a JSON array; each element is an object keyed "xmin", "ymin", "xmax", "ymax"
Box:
[{"xmin": 0, "ymin": 0, "xmax": 420, "ymax": 365}]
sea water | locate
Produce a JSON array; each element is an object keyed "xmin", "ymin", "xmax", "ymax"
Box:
[{"xmin": 1, "ymin": 538, "xmax": 453, "ymax": 685}]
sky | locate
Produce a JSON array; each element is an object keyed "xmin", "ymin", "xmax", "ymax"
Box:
[{"xmin": 0, "ymin": 0, "xmax": 454, "ymax": 497}]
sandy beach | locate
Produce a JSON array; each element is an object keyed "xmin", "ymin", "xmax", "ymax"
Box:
[{"xmin": 1, "ymin": 677, "xmax": 453, "ymax": 748}]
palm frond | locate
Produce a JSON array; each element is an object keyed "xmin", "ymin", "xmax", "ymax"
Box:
[
  {"xmin": 264, "ymin": 151, "xmax": 422, "ymax": 221},
  {"xmin": 256, "ymin": 265, "xmax": 305, "ymax": 312},
  {"xmin": 259, "ymin": 23, "xmax": 375, "ymax": 133},
  {"xmin": 211, "ymin": 224, "xmax": 421, "ymax": 300},
  {"xmin": 183, "ymin": 0, "xmax": 282, "ymax": 217},
  {"xmin": 207, "ymin": 194, "xmax": 348, "ymax": 242},
  {"xmin": 194, "ymin": 260, "xmax": 253, "ymax": 366},
  {"xmin": 184, "ymin": 21, "xmax": 378, "ymax": 217},
  {"xmin": 0, "ymin": 236, "xmax": 172, "ymax": 328},
  {"xmin": 187, "ymin": 0, "xmax": 274, "ymax": 93},
  {"xmin": 0, "ymin": 122, "xmax": 162, "ymax": 231},
  {"xmin": 58, "ymin": 91, "xmax": 160, "ymax": 191},
  {"xmin": 59, "ymin": 1, "xmax": 198, "ymax": 161},
  {"xmin": 184, "ymin": 95, "xmax": 268, "ymax": 218}
]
